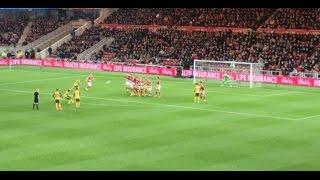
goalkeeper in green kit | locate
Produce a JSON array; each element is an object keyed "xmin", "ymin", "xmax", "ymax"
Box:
[{"xmin": 221, "ymin": 73, "xmax": 232, "ymax": 87}]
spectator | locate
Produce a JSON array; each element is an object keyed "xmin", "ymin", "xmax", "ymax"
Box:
[
  {"xmin": 48, "ymin": 47, "xmax": 52, "ymax": 56},
  {"xmin": 71, "ymin": 29, "xmax": 76, "ymax": 39},
  {"xmin": 25, "ymin": 49, "xmax": 30, "ymax": 59}
]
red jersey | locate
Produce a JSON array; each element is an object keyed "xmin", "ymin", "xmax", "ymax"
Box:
[
  {"xmin": 133, "ymin": 78, "xmax": 139, "ymax": 84},
  {"xmin": 87, "ymin": 76, "xmax": 93, "ymax": 82}
]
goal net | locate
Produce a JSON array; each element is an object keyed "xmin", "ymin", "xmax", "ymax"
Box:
[{"xmin": 193, "ymin": 60, "xmax": 264, "ymax": 88}]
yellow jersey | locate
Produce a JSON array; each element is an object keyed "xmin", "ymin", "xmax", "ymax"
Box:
[
  {"xmin": 74, "ymin": 90, "xmax": 80, "ymax": 99},
  {"xmin": 195, "ymin": 85, "xmax": 201, "ymax": 93},
  {"xmin": 64, "ymin": 91, "xmax": 71, "ymax": 99},
  {"xmin": 53, "ymin": 91, "xmax": 62, "ymax": 100},
  {"xmin": 73, "ymin": 81, "xmax": 80, "ymax": 88}
]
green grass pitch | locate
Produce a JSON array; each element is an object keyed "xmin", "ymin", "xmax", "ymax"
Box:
[{"xmin": 0, "ymin": 66, "xmax": 320, "ymax": 170}]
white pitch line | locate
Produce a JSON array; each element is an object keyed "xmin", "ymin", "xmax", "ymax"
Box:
[
  {"xmin": 262, "ymin": 91, "xmax": 297, "ymax": 97},
  {"xmin": 195, "ymin": 89, "xmax": 296, "ymax": 98},
  {"xmin": 0, "ymin": 88, "xmax": 295, "ymax": 121},
  {"xmin": 206, "ymin": 90, "xmax": 261, "ymax": 97},
  {"xmin": 296, "ymin": 114, "xmax": 320, "ymax": 121},
  {"xmin": 0, "ymin": 75, "xmax": 87, "ymax": 86},
  {"xmin": 0, "ymin": 88, "xmax": 144, "ymax": 108},
  {"xmin": 84, "ymin": 95, "xmax": 297, "ymax": 121}
]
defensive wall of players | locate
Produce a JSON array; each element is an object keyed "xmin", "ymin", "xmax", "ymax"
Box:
[{"xmin": 1, "ymin": 58, "xmax": 320, "ymax": 88}]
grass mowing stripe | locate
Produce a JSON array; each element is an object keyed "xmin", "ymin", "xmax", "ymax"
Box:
[
  {"xmin": 0, "ymin": 113, "xmax": 251, "ymax": 167},
  {"xmin": 1, "ymin": 67, "xmax": 320, "ymax": 170},
  {"xmin": 40, "ymin": 117, "xmax": 289, "ymax": 170}
]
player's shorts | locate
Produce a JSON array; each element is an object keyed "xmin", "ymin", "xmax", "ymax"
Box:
[
  {"xmin": 129, "ymin": 82, "xmax": 134, "ymax": 89},
  {"xmin": 55, "ymin": 100, "xmax": 60, "ymax": 103},
  {"xmin": 65, "ymin": 96, "xmax": 71, "ymax": 100},
  {"xmin": 126, "ymin": 81, "xmax": 133, "ymax": 89},
  {"xmin": 201, "ymin": 91, "xmax": 206, "ymax": 96},
  {"xmin": 75, "ymin": 98, "xmax": 80, "ymax": 102},
  {"xmin": 34, "ymin": 99, "xmax": 39, "ymax": 104},
  {"xmin": 87, "ymin": 81, "xmax": 92, "ymax": 87},
  {"xmin": 195, "ymin": 93, "xmax": 200, "ymax": 97}
]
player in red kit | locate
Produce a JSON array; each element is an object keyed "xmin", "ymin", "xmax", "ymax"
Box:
[{"xmin": 85, "ymin": 74, "xmax": 94, "ymax": 91}]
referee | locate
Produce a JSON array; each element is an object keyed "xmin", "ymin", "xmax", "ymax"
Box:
[{"xmin": 33, "ymin": 88, "xmax": 40, "ymax": 110}]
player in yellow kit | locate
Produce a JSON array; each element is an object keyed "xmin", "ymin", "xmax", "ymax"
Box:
[
  {"xmin": 154, "ymin": 76, "xmax": 161, "ymax": 98},
  {"xmin": 146, "ymin": 78, "xmax": 152, "ymax": 97},
  {"xmin": 52, "ymin": 89, "xmax": 63, "ymax": 111},
  {"xmin": 199, "ymin": 81, "xmax": 206, "ymax": 102},
  {"xmin": 73, "ymin": 80, "xmax": 80, "ymax": 90},
  {"xmin": 74, "ymin": 87, "xmax": 81, "ymax": 108},
  {"xmin": 142, "ymin": 77, "xmax": 148, "ymax": 97},
  {"xmin": 194, "ymin": 83, "xmax": 201, "ymax": 103},
  {"xmin": 64, "ymin": 89, "xmax": 73, "ymax": 104}
]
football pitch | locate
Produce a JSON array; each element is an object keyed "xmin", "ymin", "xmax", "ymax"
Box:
[{"xmin": 1, "ymin": 66, "xmax": 320, "ymax": 170}]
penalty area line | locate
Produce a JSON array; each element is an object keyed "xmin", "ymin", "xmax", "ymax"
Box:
[
  {"xmin": 0, "ymin": 88, "xmax": 296, "ymax": 121},
  {"xmin": 295, "ymin": 114, "xmax": 320, "ymax": 121},
  {"xmin": 0, "ymin": 88, "xmax": 145, "ymax": 108},
  {"xmin": 0, "ymin": 75, "xmax": 88, "ymax": 86}
]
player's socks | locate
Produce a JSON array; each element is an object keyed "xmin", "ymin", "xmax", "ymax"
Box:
[
  {"xmin": 36, "ymin": 104, "xmax": 39, "ymax": 110},
  {"xmin": 33, "ymin": 104, "xmax": 35, "ymax": 110}
]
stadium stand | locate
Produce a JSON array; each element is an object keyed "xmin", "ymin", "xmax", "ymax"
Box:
[
  {"xmin": 89, "ymin": 28, "xmax": 320, "ymax": 75},
  {"xmin": 2, "ymin": 8, "xmax": 320, "ymax": 76},
  {"xmin": 54, "ymin": 26, "xmax": 114, "ymax": 60},
  {"xmin": 261, "ymin": 8, "xmax": 320, "ymax": 29},
  {"xmin": 23, "ymin": 17, "xmax": 71, "ymax": 46},
  {"xmin": 0, "ymin": 18, "xmax": 28, "ymax": 46},
  {"xmin": 103, "ymin": 8, "xmax": 276, "ymax": 29}
]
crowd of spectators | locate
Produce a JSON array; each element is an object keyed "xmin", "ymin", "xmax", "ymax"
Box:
[
  {"xmin": 84, "ymin": 28, "xmax": 320, "ymax": 75},
  {"xmin": 0, "ymin": 18, "xmax": 28, "ymax": 46},
  {"xmin": 46, "ymin": 8, "xmax": 320, "ymax": 76},
  {"xmin": 262, "ymin": 8, "xmax": 320, "ymax": 30},
  {"xmin": 23, "ymin": 17, "xmax": 71, "ymax": 45},
  {"xmin": 104, "ymin": 8, "xmax": 276, "ymax": 29},
  {"xmin": 54, "ymin": 26, "xmax": 116, "ymax": 60}
]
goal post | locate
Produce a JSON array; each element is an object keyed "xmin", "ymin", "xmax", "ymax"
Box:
[{"xmin": 193, "ymin": 60, "xmax": 263, "ymax": 88}]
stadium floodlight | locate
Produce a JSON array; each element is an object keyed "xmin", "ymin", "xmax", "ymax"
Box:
[{"xmin": 193, "ymin": 59, "xmax": 263, "ymax": 88}]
